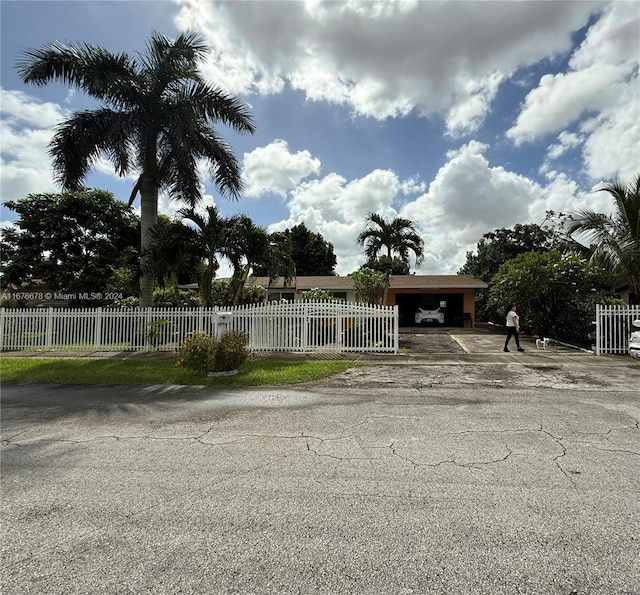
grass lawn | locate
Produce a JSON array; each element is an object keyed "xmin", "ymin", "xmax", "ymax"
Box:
[{"xmin": 0, "ymin": 357, "xmax": 360, "ymax": 386}]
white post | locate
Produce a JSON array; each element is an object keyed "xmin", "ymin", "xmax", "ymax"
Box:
[
  {"xmin": 45, "ymin": 307, "xmax": 54, "ymax": 351},
  {"xmin": 595, "ymin": 304, "xmax": 601, "ymax": 356},
  {"xmin": 94, "ymin": 307, "xmax": 103, "ymax": 351},
  {"xmin": 393, "ymin": 304, "xmax": 399, "ymax": 353}
]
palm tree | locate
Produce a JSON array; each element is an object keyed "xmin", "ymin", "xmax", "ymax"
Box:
[
  {"xmin": 225, "ymin": 216, "xmax": 295, "ymax": 305},
  {"xmin": 143, "ymin": 216, "xmax": 199, "ymax": 301},
  {"xmin": 357, "ymin": 213, "xmax": 425, "ymax": 305},
  {"xmin": 567, "ymin": 173, "xmax": 640, "ymax": 304},
  {"xmin": 17, "ymin": 31, "xmax": 255, "ymax": 306},
  {"xmin": 225, "ymin": 216, "xmax": 270, "ymax": 306},
  {"xmin": 179, "ymin": 206, "xmax": 227, "ymax": 308}
]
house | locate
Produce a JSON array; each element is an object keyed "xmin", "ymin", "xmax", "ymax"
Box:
[{"xmin": 244, "ymin": 275, "xmax": 487, "ymax": 327}]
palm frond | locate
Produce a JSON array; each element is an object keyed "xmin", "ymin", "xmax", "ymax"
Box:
[{"xmin": 17, "ymin": 42, "xmax": 137, "ymax": 101}]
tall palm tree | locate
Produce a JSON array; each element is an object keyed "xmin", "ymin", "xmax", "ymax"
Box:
[
  {"xmin": 568, "ymin": 173, "xmax": 640, "ymax": 304},
  {"xmin": 357, "ymin": 213, "xmax": 425, "ymax": 305},
  {"xmin": 179, "ymin": 206, "xmax": 227, "ymax": 308},
  {"xmin": 17, "ymin": 31, "xmax": 255, "ymax": 306}
]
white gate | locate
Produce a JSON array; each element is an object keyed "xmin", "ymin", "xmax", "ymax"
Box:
[{"xmin": 594, "ymin": 304, "xmax": 640, "ymax": 355}]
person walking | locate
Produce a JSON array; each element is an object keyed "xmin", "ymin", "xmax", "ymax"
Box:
[{"xmin": 504, "ymin": 303, "xmax": 524, "ymax": 352}]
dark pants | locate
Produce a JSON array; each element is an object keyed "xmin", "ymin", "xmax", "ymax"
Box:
[{"xmin": 504, "ymin": 327, "xmax": 520, "ymax": 349}]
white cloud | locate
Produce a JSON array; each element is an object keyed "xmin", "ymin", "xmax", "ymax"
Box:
[
  {"xmin": 546, "ymin": 131, "xmax": 582, "ymax": 161},
  {"xmin": 0, "ymin": 89, "xmax": 63, "ymax": 205},
  {"xmin": 399, "ymin": 176, "xmax": 426, "ymax": 196},
  {"xmin": 267, "ymin": 166, "xmax": 403, "ymax": 274},
  {"xmin": 507, "ymin": 1, "xmax": 639, "ymax": 181},
  {"xmin": 242, "ymin": 140, "xmax": 321, "ymax": 197},
  {"xmin": 174, "ymin": 0, "xmax": 599, "ymax": 132},
  {"xmin": 507, "ymin": 65, "xmax": 630, "ymax": 144}
]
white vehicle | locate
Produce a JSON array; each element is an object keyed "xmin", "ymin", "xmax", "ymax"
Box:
[
  {"xmin": 415, "ymin": 307, "xmax": 444, "ymax": 325},
  {"xmin": 630, "ymin": 319, "xmax": 640, "ymax": 359}
]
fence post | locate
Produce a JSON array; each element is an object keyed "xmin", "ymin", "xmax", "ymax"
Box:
[
  {"xmin": 94, "ymin": 307, "xmax": 103, "ymax": 351},
  {"xmin": 302, "ymin": 301, "xmax": 308, "ymax": 351},
  {"xmin": 45, "ymin": 307, "xmax": 53, "ymax": 351},
  {"xmin": 594, "ymin": 304, "xmax": 600, "ymax": 356},
  {"xmin": 0, "ymin": 307, "xmax": 4, "ymax": 352},
  {"xmin": 144, "ymin": 308, "xmax": 152, "ymax": 352},
  {"xmin": 393, "ymin": 305, "xmax": 399, "ymax": 353},
  {"xmin": 337, "ymin": 303, "xmax": 344, "ymax": 352}
]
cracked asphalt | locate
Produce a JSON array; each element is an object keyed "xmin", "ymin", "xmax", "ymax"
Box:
[{"xmin": 2, "ymin": 356, "xmax": 639, "ymax": 594}]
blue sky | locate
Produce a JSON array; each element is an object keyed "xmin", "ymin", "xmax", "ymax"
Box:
[{"xmin": 1, "ymin": 0, "xmax": 639, "ymax": 276}]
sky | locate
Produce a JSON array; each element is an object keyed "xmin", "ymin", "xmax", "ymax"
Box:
[{"xmin": 1, "ymin": 0, "xmax": 639, "ymax": 277}]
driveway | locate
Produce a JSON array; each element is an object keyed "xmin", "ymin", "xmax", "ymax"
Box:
[{"xmin": 2, "ymin": 370, "xmax": 639, "ymax": 594}]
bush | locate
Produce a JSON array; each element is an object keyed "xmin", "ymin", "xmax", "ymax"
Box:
[
  {"xmin": 176, "ymin": 333, "xmax": 217, "ymax": 374},
  {"xmin": 213, "ymin": 330, "xmax": 250, "ymax": 372},
  {"xmin": 176, "ymin": 330, "xmax": 250, "ymax": 375},
  {"xmin": 153, "ymin": 288, "xmax": 202, "ymax": 307}
]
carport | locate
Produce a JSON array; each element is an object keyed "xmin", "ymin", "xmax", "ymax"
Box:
[{"xmin": 387, "ymin": 275, "xmax": 487, "ymax": 328}]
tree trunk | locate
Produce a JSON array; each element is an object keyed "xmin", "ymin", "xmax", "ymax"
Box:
[
  {"xmin": 232, "ymin": 265, "xmax": 250, "ymax": 306},
  {"xmin": 383, "ymin": 248, "xmax": 392, "ymax": 306},
  {"xmin": 139, "ymin": 177, "xmax": 158, "ymax": 308}
]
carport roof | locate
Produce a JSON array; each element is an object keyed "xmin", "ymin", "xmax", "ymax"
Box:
[{"xmin": 245, "ymin": 275, "xmax": 487, "ymax": 290}]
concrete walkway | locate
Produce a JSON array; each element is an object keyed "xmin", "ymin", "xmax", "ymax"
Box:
[{"xmin": 0, "ymin": 327, "xmax": 632, "ymax": 367}]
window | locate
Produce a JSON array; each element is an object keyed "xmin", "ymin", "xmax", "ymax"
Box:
[{"xmin": 268, "ymin": 291, "xmax": 295, "ymax": 302}]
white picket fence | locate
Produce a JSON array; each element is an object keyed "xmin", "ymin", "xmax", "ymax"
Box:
[
  {"xmin": 0, "ymin": 301, "xmax": 398, "ymax": 354},
  {"xmin": 594, "ymin": 304, "xmax": 640, "ymax": 356}
]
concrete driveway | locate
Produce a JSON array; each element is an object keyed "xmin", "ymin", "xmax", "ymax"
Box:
[{"xmin": 2, "ymin": 361, "xmax": 639, "ymax": 594}]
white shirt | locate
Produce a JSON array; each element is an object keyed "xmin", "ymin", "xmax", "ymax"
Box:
[{"xmin": 506, "ymin": 310, "xmax": 519, "ymax": 328}]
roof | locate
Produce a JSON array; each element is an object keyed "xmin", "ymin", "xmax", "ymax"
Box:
[{"xmin": 244, "ymin": 275, "xmax": 487, "ymax": 290}]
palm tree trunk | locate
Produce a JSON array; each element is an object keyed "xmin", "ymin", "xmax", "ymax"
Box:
[
  {"xmin": 200, "ymin": 258, "xmax": 219, "ymax": 307},
  {"xmin": 383, "ymin": 248, "xmax": 392, "ymax": 306},
  {"xmin": 232, "ymin": 265, "xmax": 250, "ymax": 306},
  {"xmin": 139, "ymin": 178, "xmax": 158, "ymax": 307}
]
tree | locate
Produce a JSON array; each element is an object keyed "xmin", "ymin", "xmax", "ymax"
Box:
[
  {"xmin": 486, "ymin": 251, "xmax": 616, "ymax": 347},
  {"xmin": 458, "ymin": 220, "xmax": 582, "ymax": 321},
  {"xmin": 356, "ymin": 213, "xmax": 424, "ymax": 305},
  {"xmin": 179, "ymin": 206, "xmax": 227, "ymax": 308},
  {"xmin": 567, "ymin": 174, "xmax": 640, "ymax": 304},
  {"xmin": 361, "ymin": 255, "xmax": 410, "ymax": 275},
  {"xmin": 208, "ymin": 280, "xmax": 267, "ymax": 307},
  {"xmin": 17, "ymin": 31, "xmax": 255, "ymax": 306},
  {"xmin": 224, "ymin": 215, "xmax": 273, "ymax": 306},
  {"xmin": 253, "ymin": 223, "xmax": 336, "ymax": 277},
  {"xmin": 350, "ymin": 268, "xmax": 386, "ymax": 305},
  {"xmin": 143, "ymin": 215, "xmax": 200, "ymax": 299},
  {"xmin": 458, "ymin": 223, "xmax": 564, "ymax": 282},
  {"xmin": 0, "ymin": 189, "xmax": 139, "ymax": 304}
]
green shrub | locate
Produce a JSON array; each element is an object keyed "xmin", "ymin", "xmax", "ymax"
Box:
[
  {"xmin": 176, "ymin": 330, "xmax": 250, "ymax": 375},
  {"xmin": 213, "ymin": 330, "xmax": 250, "ymax": 372},
  {"xmin": 146, "ymin": 319, "xmax": 172, "ymax": 347},
  {"xmin": 176, "ymin": 333, "xmax": 217, "ymax": 374},
  {"xmin": 153, "ymin": 288, "xmax": 201, "ymax": 307}
]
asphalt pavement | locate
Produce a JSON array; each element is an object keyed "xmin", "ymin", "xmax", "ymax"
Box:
[{"xmin": 1, "ymin": 328, "xmax": 639, "ymax": 594}]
